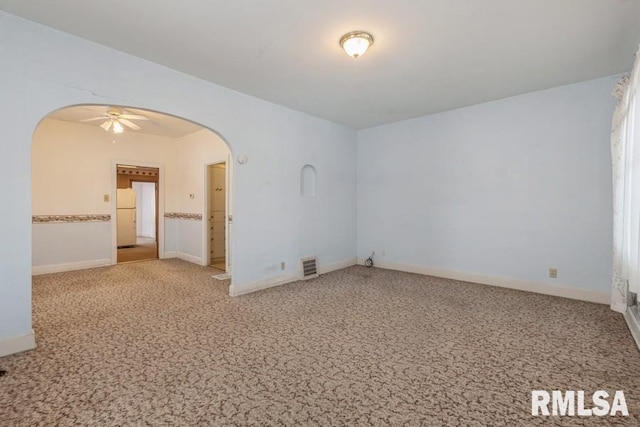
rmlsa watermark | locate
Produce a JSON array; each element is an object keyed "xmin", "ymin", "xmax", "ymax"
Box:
[{"xmin": 532, "ymin": 390, "xmax": 628, "ymax": 416}]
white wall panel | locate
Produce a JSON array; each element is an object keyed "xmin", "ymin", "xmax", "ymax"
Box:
[{"xmin": 358, "ymin": 76, "xmax": 616, "ymax": 294}]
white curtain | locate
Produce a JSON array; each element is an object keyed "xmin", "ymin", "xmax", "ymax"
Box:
[{"xmin": 611, "ymin": 45, "xmax": 640, "ymax": 312}]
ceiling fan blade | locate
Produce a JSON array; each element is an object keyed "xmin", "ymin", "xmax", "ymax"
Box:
[
  {"xmin": 80, "ymin": 117, "xmax": 107, "ymax": 122},
  {"xmin": 100, "ymin": 120, "xmax": 112, "ymax": 131},
  {"xmin": 119, "ymin": 119, "xmax": 141, "ymax": 130},
  {"xmin": 120, "ymin": 114, "xmax": 149, "ymax": 121}
]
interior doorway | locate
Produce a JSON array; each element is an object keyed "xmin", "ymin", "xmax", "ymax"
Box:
[
  {"xmin": 207, "ymin": 162, "xmax": 227, "ymax": 270},
  {"xmin": 31, "ymin": 104, "xmax": 234, "ymax": 287},
  {"xmin": 116, "ymin": 164, "xmax": 159, "ymax": 263}
]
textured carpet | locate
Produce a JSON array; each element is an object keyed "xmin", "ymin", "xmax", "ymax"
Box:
[{"xmin": 1, "ymin": 260, "xmax": 639, "ymax": 426}]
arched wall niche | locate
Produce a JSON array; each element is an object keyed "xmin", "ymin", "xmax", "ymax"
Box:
[{"xmin": 301, "ymin": 164, "xmax": 317, "ymax": 197}]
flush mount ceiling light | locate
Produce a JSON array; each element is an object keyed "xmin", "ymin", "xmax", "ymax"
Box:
[{"xmin": 340, "ymin": 31, "xmax": 374, "ymax": 59}]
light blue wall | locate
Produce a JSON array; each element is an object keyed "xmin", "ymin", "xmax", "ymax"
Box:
[
  {"xmin": 0, "ymin": 9, "xmax": 620, "ymax": 354},
  {"xmin": 0, "ymin": 12, "xmax": 357, "ymax": 347},
  {"xmin": 357, "ymin": 76, "xmax": 617, "ymax": 293}
]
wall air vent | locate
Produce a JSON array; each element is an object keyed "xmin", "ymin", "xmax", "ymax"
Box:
[{"xmin": 301, "ymin": 256, "xmax": 318, "ymax": 280}]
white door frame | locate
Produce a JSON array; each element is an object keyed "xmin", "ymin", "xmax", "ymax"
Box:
[
  {"xmin": 203, "ymin": 158, "xmax": 231, "ymax": 271},
  {"xmin": 110, "ymin": 160, "xmax": 165, "ymax": 264}
]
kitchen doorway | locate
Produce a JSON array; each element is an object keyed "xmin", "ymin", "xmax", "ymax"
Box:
[
  {"xmin": 207, "ymin": 162, "xmax": 227, "ymax": 271},
  {"xmin": 116, "ymin": 164, "xmax": 159, "ymax": 263}
]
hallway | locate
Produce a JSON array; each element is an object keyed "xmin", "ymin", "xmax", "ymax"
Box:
[{"xmin": 117, "ymin": 237, "xmax": 157, "ymax": 263}]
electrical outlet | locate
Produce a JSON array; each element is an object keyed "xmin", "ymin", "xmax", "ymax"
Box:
[
  {"xmin": 549, "ymin": 268, "xmax": 557, "ymax": 279},
  {"xmin": 103, "ymin": 194, "xmax": 110, "ymax": 202},
  {"xmin": 382, "ymin": 250, "xmax": 386, "ymax": 256},
  {"xmin": 280, "ymin": 261, "xmax": 285, "ymax": 270}
]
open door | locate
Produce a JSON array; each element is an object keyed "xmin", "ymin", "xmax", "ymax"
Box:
[{"xmin": 208, "ymin": 163, "xmax": 226, "ymax": 270}]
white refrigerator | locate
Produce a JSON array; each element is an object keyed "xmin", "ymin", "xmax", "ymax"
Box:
[{"xmin": 117, "ymin": 188, "xmax": 137, "ymax": 247}]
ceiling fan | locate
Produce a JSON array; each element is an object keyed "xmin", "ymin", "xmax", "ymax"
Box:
[{"xmin": 81, "ymin": 107, "xmax": 149, "ymax": 133}]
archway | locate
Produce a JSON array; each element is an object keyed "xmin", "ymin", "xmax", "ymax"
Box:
[{"xmin": 31, "ymin": 104, "xmax": 234, "ymax": 280}]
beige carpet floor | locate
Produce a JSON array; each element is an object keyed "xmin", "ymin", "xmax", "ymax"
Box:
[{"xmin": 1, "ymin": 260, "xmax": 640, "ymax": 426}]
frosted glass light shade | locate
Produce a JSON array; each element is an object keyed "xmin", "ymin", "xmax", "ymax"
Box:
[
  {"xmin": 340, "ymin": 31, "xmax": 374, "ymax": 59},
  {"xmin": 113, "ymin": 121, "xmax": 124, "ymax": 134}
]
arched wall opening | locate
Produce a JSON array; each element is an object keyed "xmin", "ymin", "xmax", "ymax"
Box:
[
  {"xmin": 31, "ymin": 104, "xmax": 234, "ymax": 283},
  {"xmin": 1, "ymin": 14, "xmax": 359, "ymax": 358}
]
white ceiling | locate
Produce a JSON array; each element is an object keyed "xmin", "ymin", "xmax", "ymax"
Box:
[
  {"xmin": 47, "ymin": 106, "xmax": 204, "ymax": 138},
  {"xmin": 2, "ymin": 0, "xmax": 640, "ymax": 129}
]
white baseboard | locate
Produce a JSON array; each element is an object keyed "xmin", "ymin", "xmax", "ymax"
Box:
[
  {"xmin": 162, "ymin": 251, "xmax": 177, "ymax": 259},
  {"xmin": 230, "ymin": 273, "xmax": 300, "ymax": 297},
  {"xmin": 611, "ymin": 301, "xmax": 627, "ymax": 313},
  {"xmin": 318, "ymin": 257, "xmax": 357, "ymax": 275},
  {"xmin": 32, "ymin": 259, "xmax": 112, "ymax": 275},
  {"xmin": 176, "ymin": 252, "xmax": 203, "ymax": 265},
  {"xmin": 357, "ymin": 258, "xmax": 610, "ymax": 305},
  {"xmin": 0, "ymin": 330, "xmax": 36, "ymax": 357},
  {"xmin": 230, "ymin": 257, "xmax": 357, "ymax": 297},
  {"xmin": 624, "ymin": 309, "xmax": 640, "ymax": 351}
]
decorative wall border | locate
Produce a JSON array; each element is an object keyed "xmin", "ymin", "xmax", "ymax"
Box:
[
  {"xmin": 32, "ymin": 214, "xmax": 111, "ymax": 224},
  {"xmin": 164, "ymin": 212, "xmax": 203, "ymax": 220},
  {"xmin": 117, "ymin": 166, "xmax": 159, "ymax": 177}
]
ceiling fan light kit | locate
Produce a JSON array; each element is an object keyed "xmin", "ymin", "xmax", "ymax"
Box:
[
  {"xmin": 112, "ymin": 121, "xmax": 124, "ymax": 134},
  {"xmin": 81, "ymin": 106, "xmax": 149, "ymax": 134},
  {"xmin": 340, "ymin": 31, "xmax": 374, "ymax": 59}
]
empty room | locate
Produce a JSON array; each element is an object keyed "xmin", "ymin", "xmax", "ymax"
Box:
[{"xmin": 1, "ymin": 1, "xmax": 640, "ymax": 425}]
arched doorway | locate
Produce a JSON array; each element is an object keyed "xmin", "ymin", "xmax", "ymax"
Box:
[{"xmin": 31, "ymin": 104, "xmax": 234, "ymax": 277}]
